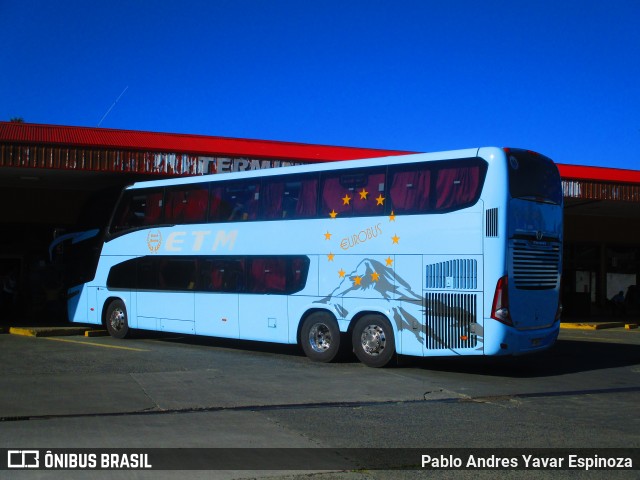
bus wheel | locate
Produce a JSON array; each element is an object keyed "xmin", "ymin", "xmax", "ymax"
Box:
[
  {"xmin": 105, "ymin": 299, "xmax": 130, "ymax": 339},
  {"xmin": 300, "ymin": 312, "xmax": 341, "ymax": 363},
  {"xmin": 352, "ymin": 315, "xmax": 395, "ymax": 367}
]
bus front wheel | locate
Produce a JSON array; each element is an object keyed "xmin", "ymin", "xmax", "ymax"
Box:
[
  {"xmin": 352, "ymin": 315, "xmax": 395, "ymax": 367},
  {"xmin": 105, "ymin": 299, "xmax": 130, "ymax": 339},
  {"xmin": 300, "ymin": 312, "xmax": 341, "ymax": 363}
]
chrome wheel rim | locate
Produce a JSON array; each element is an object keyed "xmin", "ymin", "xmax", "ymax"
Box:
[
  {"xmin": 109, "ymin": 308, "xmax": 126, "ymax": 332},
  {"xmin": 360, "ymin": 325, "xmax": 386, "ymax": 356},
  {"xmin": 308, "ymin": 323, "xmax": 332, "ymax": 353}
]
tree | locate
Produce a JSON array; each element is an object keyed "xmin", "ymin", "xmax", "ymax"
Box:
[{"xmin": 9, "ymin": 117, "xmax": 24, "ymax": 123}]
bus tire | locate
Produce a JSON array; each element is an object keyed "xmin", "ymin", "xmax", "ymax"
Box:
[
  {"xmin": 352, "ymin": 314, "xmax": 395, "ymax": 368},
  {"xmin": 105, "ymin": 299, "xmax": 130, "ymax": 339},
  {"xmin": 300, "ymin": 312, "xmax": 341, "ymax": 363}
]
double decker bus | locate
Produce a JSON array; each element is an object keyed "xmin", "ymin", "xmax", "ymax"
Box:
[{"xmin": 67, "ymin": 147, "xmax": 563, "ymax": 367}]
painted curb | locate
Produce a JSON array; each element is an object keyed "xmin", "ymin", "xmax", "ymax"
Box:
[
  {"xmin": 85, "ymin": 330, "xmax": 110, "ymax": 337},
  {"xmin": 9, "ymin": 327, "xmax": 93, "ymax": 337},
  {"xmin": 560, "ymin": 322, "xmax": 626, "ymax": 330}
]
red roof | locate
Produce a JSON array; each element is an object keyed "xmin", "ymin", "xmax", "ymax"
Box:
[
  {"xmin": 557, "ymin": 163, "xmax": 640, "ymax": 185},
  {"xmin": 2, "ymin": 122, "xmax": 639, "ymax": 185},
  {"xmin": 0, "ymin": 121, "xmax": 408, "ymax": 162}
]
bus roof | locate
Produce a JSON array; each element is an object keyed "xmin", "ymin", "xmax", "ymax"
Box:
[{"xmin": 125, "ymin": 147, "xmax": 488, "ymax": 189}]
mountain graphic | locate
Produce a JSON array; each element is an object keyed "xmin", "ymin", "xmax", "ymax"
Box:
[
  {"xmin": 315, "ymin": 258, "xmax": 425, "ymax": 343},
  {"xmin": 315, "ymin": 258, "xmax": 484, "ymax": 352}
]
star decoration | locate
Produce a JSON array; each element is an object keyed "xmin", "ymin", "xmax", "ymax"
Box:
[
  {"xmin": 385, "ymin": 256, "xmax": 394, "ymax": 267},
  {"xmin": 391, "ymin": 234, "xmax": 400, "ymax": 244},
  {"xmin": 353, "ymin": 275, "xmax": 362, "ymax": 286},
  {"xmin": 329, "ymin": 209, "xmax": 338, "ymax": 219},
  {"xmin": 338, "ymin": 268, "xmax": 346, "ymax": 278},
  {"xmin": 389, "ymin": 210, "xmax": 396, "ymax": 222},
  {"xmin": 371, "ymin": 271, "xmax": 380, "ymax": 282},
  {"xmin": 324, "ymin": 231, "xmax": 332, "ymax": 240},
  {"xmin": 376, "ymin": 194, "xmax": 385, "ymax": 206},
  {"xmin": 327, "ymin": 253, "xmax": 335, "ymax": 261},
  {"xmin": 359, "ymin": 188, "xmax": 369, "ymax": 200},
  {"xmin": 342, "ymin": 194, "xmax": 351, "ymax": 205}
]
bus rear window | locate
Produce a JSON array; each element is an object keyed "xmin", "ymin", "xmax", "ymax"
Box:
[{"xmin": 507, "ymin": 150, "xmax": 562, "ymax": 205}]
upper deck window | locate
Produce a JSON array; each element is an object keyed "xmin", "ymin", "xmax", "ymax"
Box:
[
  {"xmin": 320, "ymin": 168, "xmax": 386, "ymax": 218},
  {"xmin": 110, "ymin": 189, "xmax": 164, "ymax": 233},
  {"xmin": 107, "ymin": 157, "xmax": 489, "ymax": 237},
  {"xmin": 389, "ymin": 158, "xmax": 486, "ymax": 214},
  {"xmin": 165, "ymin": 186, "xmax": 209, "ymax": 224}
]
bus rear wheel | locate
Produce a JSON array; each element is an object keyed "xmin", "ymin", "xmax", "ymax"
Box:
[
  {"xmin": 300, "ymin": 312, "xmax": 341, "ymax": 363},
  {"xmin": 352, "ymin": 315, "xmax": 395, "ymax": 367},
  {"xmin": 105, "ymin": 299, "xmax": 130, "ymax": 339}
]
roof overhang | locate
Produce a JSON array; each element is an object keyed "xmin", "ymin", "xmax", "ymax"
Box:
[{"xmin": 2, "ymin": 123, "xmax": 639, "ymax": 211}]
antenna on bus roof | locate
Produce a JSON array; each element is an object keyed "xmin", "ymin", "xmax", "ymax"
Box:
[{"xmin": 97, "ymin": 86, "xmax": 129, "ymax": 128}]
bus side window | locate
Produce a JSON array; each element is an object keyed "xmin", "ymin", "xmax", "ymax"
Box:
[
  {"xmin": 262, "ymin": 180, "xmax": 285, "ymax": 219},
  {"xmin": 165, "ymin": 186, "xmax": 208, "ymax": 224},
  {"xmin": 137, "ymin": 257, "xmax": 158, "ymax": 290},
  {"xmin": 159, "ymin": 259, "xmax": 196, "ymax": 291},
  {"xmin": 209, "ymin": 185, "xmax": 230, "ymax": 222},
  {"xmin": 435, "ymin": 163, "xmax": 483, "ymax": 211},
  {"xmin": 248, "ymin": 258, "xmax": 286, "ymax": 293},
  {"xmin": 389, "ymin": 167, "xmax": 431, "ymax": 213},
  {"xmin": 245, "ymin": 184, "xmax": 261, "ymax": 220},
  {"xmin": 289, "ymin": 257, "xmax": 310, "ymax": 293},
  {"xmin": 321, "ymin": 175, "xmax": 352, "ymax": 217},
  {"xmin": 321, "ymin": 169, "xmax": 386, "ymax": 218},
  {"xmin": 143, "ymin": 192, "xmax": 164, "ymax": 225},
  {"xmin": 352, "ymin": 171, "xmax": 386, "ymax": 215},
  {"xmin": 200, "ymin": 258, "xmax": 244, "ymax": 292},
  {"xmin": 184, "ymin": 188, "xmax": 208, "ymax": 222},
  {"xmin": 222, "ymin": 182, "xmax": 260, "ymax": 221},
  {"xmin": 110, "ymin": 194, "xmax": 135, "ymax": 232},
  {"xmin": 294, "ymin": 177, "xmax": 318, "ymax": 218},
  {"xmin": 111, "ymin": 190, "xmax": 164, "ymax": 233},
  {"xmin": 261, "ymin": 175, "xmax": 318, "ymax": 220},
  {"xmin": 165, "ymin": 190, "xmax": 182, "ymax": 223},
  {"xmin": 106, "ymin": 258, "xmax": 137, "ymax": 289}
]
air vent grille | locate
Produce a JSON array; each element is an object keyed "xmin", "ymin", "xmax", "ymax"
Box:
[
  {"xmin": 425, "ymin": 292, "xmax": 478, "ymax": 350},
  {"xmin": 426, "ymin": 259, "xmax": 477, "ymax": 290},
  {"xmin": 512, "ymin": 241, "xmax": 561, "ymax": 290},
  {"xmin": 486, "ymin": 208, "xmax": 498, "ymax": 237}
]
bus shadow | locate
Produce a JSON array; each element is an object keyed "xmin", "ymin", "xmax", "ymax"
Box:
[
  {"xmin": 138, "ymin": 331, "xmax": 639, "ymax": 377},
  {"xmin": 142, "ymin": 331, "xmax": 365, "ymax": 363},
  {"xmin": 401, "ymin": 339, "xmax": 640, "ymax": 378},
  {"xmin": 145, "ymin": 332, "xmax": 306, "ymax": 359}
]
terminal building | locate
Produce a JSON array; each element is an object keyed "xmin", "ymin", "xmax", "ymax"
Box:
[{"xmin": 1, "ymin": 121, "xmax": 639, "ymax": 321}]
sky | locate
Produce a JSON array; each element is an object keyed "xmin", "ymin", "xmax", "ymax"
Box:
[{"xmin": 1, "ymin": 0, "xmax": 639, "ymax": 170}]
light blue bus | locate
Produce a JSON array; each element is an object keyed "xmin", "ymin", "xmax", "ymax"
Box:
[{"xmin": 67, "ymin": 147, "xmax": 563, "ymax": 367}]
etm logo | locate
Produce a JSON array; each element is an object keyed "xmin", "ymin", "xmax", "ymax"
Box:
[{"xmin": 8, "ymin": 450, "xmax": 40, "ymax": 468}]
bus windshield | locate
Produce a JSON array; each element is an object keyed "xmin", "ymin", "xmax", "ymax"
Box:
[{"xmin": 507, "ymin": 149, "xmax": 562, "ymax": 205}]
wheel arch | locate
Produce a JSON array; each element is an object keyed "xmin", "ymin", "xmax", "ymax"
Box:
[{"xmin": 346, "ymin": 309, "xmax": 395, "ymax": 337}]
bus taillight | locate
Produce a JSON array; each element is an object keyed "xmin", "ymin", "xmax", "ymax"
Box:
[{"xmin": 491, "ymin": 275, "xmax": 512, "ymax": 326}]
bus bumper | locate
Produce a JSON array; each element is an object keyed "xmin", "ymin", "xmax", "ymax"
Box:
[{"xmin": 483, "ymin": 318, "xmax": 560, "ymax": 356}]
